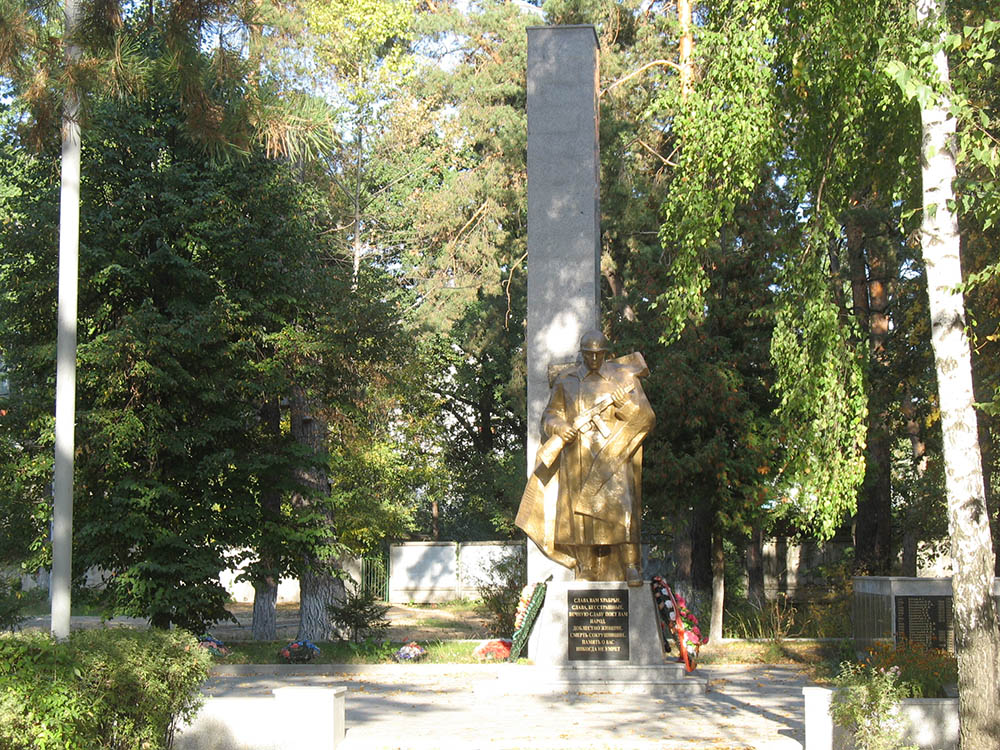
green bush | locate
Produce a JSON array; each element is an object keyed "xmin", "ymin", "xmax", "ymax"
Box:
[
  {"xmin": 476, "ymin": 551, "xmax": 525, "ymax": 638},
  {"xmin": 0, "ymin": 628, "xmax": 211, "ymax": 749},
  {"xmin": 0, "ymin": 575, "xmax": 27, "ymax": 632},
  {"xmin": 328, "ymin": 584, "xmax": 390, "ymax": 643},
  {"xmin": 831, "ymin": 660, "xmax": 917, "ymax": 750}
]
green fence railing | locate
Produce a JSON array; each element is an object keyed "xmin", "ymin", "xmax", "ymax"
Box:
[{"xmin": 360, "ymin": 556, "xmax": 389, "ymax": 601}]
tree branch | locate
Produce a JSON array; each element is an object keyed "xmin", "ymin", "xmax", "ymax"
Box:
[
  {"xmin": 504, "ymin": 252, "xmax": 527, "ymax": 329},
  {"xmin": 601, "ymin": 59, "xmax": 683, "ymax": 98}
]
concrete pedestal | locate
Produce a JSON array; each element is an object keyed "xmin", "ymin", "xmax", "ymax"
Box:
[{"xmin": 488, "ymin": 581, "xmax": 706, "ymax": 696}]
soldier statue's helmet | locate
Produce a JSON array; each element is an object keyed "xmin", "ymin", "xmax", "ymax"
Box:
[{"xmin": 579, "ymin": 329, "xmax": 611, "ymax": 353}]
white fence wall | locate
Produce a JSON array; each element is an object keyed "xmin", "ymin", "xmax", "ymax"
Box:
[
  {"xmin": 13, "ymin": 554, "xmax": 367, "ymax": 605},
  {"xmin": 388, "ymin": 541, "xmax": 524, "ymax": 603}
]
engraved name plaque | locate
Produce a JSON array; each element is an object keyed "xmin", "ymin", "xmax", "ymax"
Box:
[
  {"xmin": 567, "ymin": 589, "xmax": 629, "ymax": 661},
  {"xmin": 895, "ymin": 595, "xmax": 954, "ymax": 651}
]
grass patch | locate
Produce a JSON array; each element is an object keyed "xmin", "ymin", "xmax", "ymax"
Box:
[
  {"xmin": 696, "ymin": 638, "xmax": 853, "ymax": 682},
  {"xmin": 405, "ymin": 599, "xmax": 485, "ymax": 613},
  {"xmin": 415, "ymin": 617, "xmax": 481, "ymax": 633},
  {"xmin": 212, "ymin": 634, "xmax": 850, "ymax": 671},
  {"xmin": 215, "ymin": 639, "xmax": 480, "ymax": 665}
]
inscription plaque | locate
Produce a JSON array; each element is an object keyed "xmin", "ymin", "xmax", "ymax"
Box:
[
  {"xmin": 567, "ymin": 589, "xmax": 629, "ymax": 661},
  {"xmin": 895, "ymin": 595, "xmax": 953, "ymax": 651}
]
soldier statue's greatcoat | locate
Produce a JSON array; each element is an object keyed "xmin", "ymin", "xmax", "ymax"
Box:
[{"xmin": 516, "ymin": 330, "xmax": 654, "ymax": 585}]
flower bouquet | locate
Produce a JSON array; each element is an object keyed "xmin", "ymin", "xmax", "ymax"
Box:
[
  {"xmin": 508, "ymin": 579, "xmax": 548, "ymax": 661},
  {"xmin": 197, "ymin": 635, "xmax": 231, "ymax": 657},
  {"xmin": 393, "ymin": 641, "xmax": 427, "ymax": 662},
  {"xmin": 650, "ymin": 576, "xmax": 704, "ymax": 672},
  {"xmin": 278, "ymin": 640, "xmax": 321, "ymax": 663},
  {"xmin": 473, "ymin": 638, "xmax": 512, "ymax": 661}
]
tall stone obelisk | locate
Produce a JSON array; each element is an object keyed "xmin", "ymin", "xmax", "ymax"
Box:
[
  {"xmin": 515, "ymin": 27, "xmax": 705, "ymax": 693},
  {"xmin": 525, "ymin": 25, "xmax": 602, "ymax": 586}
]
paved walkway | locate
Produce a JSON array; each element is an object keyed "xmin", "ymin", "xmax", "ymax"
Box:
[
  {"xmin": 202, "ymin": 663, "xmax": 810, "ymax": 749},
  {"xmin": 24, "ymin": 615, "xmax": 811, "ymax": 748}
]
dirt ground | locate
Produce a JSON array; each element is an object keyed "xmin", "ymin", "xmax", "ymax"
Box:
[{"xmin": 211, "ymin": 601, "xmax": 492, "ymax": 642}]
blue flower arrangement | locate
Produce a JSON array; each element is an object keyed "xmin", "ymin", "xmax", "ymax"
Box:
[{"xmin": 279, "ymin": 640, "xmax": 321, "ymax": 663}]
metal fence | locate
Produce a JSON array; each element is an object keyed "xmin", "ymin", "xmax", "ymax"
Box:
[{"xmin": 359, "ymin": 556, "xmax": 389, "ymax": 601}]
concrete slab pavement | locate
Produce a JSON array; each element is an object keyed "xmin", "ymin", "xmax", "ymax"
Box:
[{"xmin": 201, "ymin": 663, "xmax": 811, "ymax": 749}]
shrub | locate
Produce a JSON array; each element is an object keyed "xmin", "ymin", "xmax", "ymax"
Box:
[
  {"xmin": 0, "ymin": 575, "xmax": 27, "ymax": 632},
  {"xmin": 0, "ymin": 628, "xmax": 211, "ymax": 749},
  {"xmin": 864, "ymin": 639, "xmax": 957, "ymax": 698},
  {"xmin": 831, "ymin": 660, "xmax": 917, "ymax": 750},
  {"xmin": 327, "ymin": 584, "xmax": 390, "ymax": 643},
  {"xmin": 476, "ymin": 551, "xmax": 525, "ymax": 637}
]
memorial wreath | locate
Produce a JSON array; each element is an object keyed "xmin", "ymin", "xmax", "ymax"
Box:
[{"xmin": 650, "ymin": 576, "xmax": 704, "ymax": 672}]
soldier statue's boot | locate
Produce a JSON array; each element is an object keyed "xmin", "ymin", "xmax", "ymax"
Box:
[
  {"xmin": 624, "ymin": 543, "xmax": 642, "ymax": 587},
  {"xmin": 592, "ymin": 545, "xmax": 613, "ymax": 580},
  {"xmin": 576, "ymin": 547, "xmax": 598, "ymax": 580}
]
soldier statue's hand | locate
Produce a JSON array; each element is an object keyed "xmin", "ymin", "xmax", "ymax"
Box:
[
  {"xmin": 556, "ymin": 423, "xmax": 579, "ymax": 442},
  {"xmin": 612, "ymin": 386, "xmax": 629, "ymax": 408}
]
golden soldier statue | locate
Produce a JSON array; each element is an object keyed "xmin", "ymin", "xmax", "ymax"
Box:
[{"xmin": 516, "ymin": 330, "xmax": 654, "ymax": 585}]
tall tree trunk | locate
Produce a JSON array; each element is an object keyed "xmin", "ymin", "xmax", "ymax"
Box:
[
  {"xmin": 51, "ymin": 0, "xmax": 82, "ymax": 641},
  {"xmin": 290, "ymin": 387, "xmax": 344, "ymax": 642},
  {"xmin": 252, "ymin": 397, "xmax": 282, "ymax": 641},
  {"xmin": 866, "ymin": 238, "xmax": 893, "ymax": 573},
  {"xmin": 746, "ymin": 527, "xmax": 765, "ymax": 609},
  {"xmin": 916, "ymin": 2, "xmax": 1000, "ymax": 743},
  {"xmin": 252, "ymin": 578, "xmax": 278, "ymax": 641},
  {"xmin": 352, "ymin": 127, "xmax": 363, "ymax": 288},
  {"xmin": 710, "ymin": 529, "xmax": 724, "ymax": 642},
  {"xmin": 677, "ymin": 0, "xmax": 693, "ymax": 100},
  {"xmin": 847, "ymin": 209, "xmax": 892, "ymax": 574},
  {"xmin": 672, "ymin": 511, "xmax": 692, "ymax": 592},
  {"xmin": 846, "ymin": 214, "xmax": 876, "ymax": 573},
  {"xmin": 900, "ymin": 389, "xmax": 927, "ymax": 577}
]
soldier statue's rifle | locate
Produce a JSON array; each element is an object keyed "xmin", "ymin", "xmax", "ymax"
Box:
[{"xmin": 534, "ymin": 382, "xmax": 635, "ymax": 469}]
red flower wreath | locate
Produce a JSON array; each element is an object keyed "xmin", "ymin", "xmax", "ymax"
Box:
[{"xmin": 651, "ymin": 576, "xmax": 705, "ymax": 672}]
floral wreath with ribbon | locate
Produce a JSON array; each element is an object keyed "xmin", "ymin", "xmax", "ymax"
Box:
[{"xmin": 650, "ymin": 575, "xmax": 704, "ymax": 672}]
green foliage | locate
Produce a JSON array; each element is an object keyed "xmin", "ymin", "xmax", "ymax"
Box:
[
  {"xmin": 327, "ymin": 584, "xmax": 391, "ymax": 643},
  {"xmin": 1, "ymin": 0, "xmax": 336, "ymax": 161},
  {"xmin": 653, "ymin": 0, "xmax": 780, "ymax": 335},
  {"xmin": 769, "ymin": 257, "xmax": 868, "ymax": 539},
  {"xmin": 0, "ymin": 82, "xmax": 336, "ymax": 631},
  {"xmin": 367, "ymin": 0, "xmax": 535, "ymax": 539},
  {"xmin": 475, "ymin": 551, "xmax": 526, "ymax": 638},
  {"xmin": 0, "ymin": 576, "xmax": 26, "ymax": 632},
  {"xmin": 639, "ymin": 181, "xmax": 789, "ymax": 542},
  {"xmin": 0, "ymin": 628, "xmax": 211, "ymax": 750},
  {"xmin": 831, "ymin": 660, "xmax": 918, "ymax": 750}
]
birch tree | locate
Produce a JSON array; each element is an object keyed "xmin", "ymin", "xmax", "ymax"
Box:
[{"xmin": 905, "ymin": 1, "xmax": 1000, "ymax": 743}]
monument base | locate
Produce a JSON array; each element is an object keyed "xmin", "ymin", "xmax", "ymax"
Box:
[{"xmin": 482, "ymin": 581, "xmax": 706, "ymax": 696}]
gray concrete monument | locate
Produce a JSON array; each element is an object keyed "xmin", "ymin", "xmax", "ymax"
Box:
[{"xmin": 525, "ymin": 25, "xmax": 602, "ymax": 586}]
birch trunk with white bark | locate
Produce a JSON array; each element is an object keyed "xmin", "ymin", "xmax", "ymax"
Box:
[
  {"xmin": 51, "ymin": 0, "xmax": 81, "ymax": 641},
  {"xmin": 916, "ymin": 2, "xmax": 1000, "ymax": 745}
]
